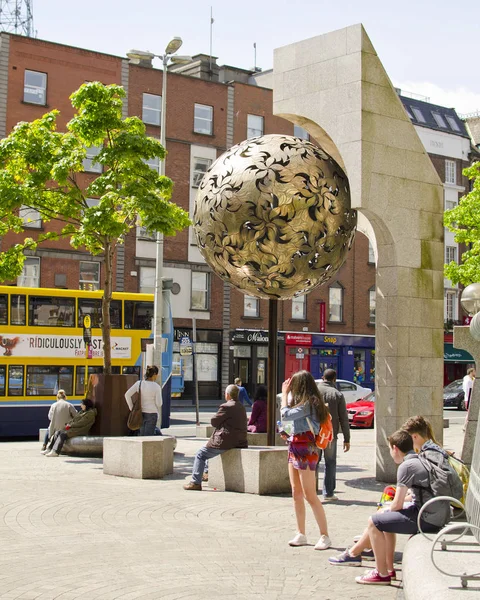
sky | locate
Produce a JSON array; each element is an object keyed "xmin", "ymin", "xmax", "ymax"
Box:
[{"xmin": 26, "ymin": 0, "xmax": 480, "ymax": 115}]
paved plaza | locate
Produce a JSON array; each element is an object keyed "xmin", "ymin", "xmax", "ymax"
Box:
[{"xmin": 0, "ymin": 410, "xmax": 465, "ymax": 600}]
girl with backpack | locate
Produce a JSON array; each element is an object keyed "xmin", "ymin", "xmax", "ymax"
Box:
[{"xmin": 280, "ymin": 370, "xmax": 333, "ymax": 551}]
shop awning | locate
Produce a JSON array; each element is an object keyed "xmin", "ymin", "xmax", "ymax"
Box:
[{"xmin": 444, "ymin": 343, "xmax": 474, "ymax": 363}]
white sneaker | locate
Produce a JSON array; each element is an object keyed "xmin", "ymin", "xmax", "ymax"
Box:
[
  {"xmin": 289, "ymin": 533, "xmax": 308, "ymax": 546},
  {"xmin": 315, "ymin": 535, "xmax": 332, "ymax": 550},
  {"xmin": 322, "ymin": 495, "xmax": 339, "ymax": 502},
  {"xmin": 41, "ymin": 449, "xmax": 50, "ymax": 455},
  {"xmin": 45, "ymin": 450, "xmax": 59, "ymax": 457}
]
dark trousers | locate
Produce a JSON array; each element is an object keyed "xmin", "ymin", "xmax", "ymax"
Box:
[{"xmin": 48, "ymin": 430, "xmax": 69, "ymax": 454}]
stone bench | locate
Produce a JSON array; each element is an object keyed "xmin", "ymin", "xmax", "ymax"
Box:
[
  {"xmin": 196, "ymin": 427, "xmax": 285, "ymax": 447},
  {"xmin": 196, "ymin": 425, "xmax": 214, "ymax": 438},
  {"xmin": 103, "ymin": 436, "xmax": 175, "ymax": 479},
  {"xmin": 208, "ymin": 446, "xmax": 290, "ymax": 495},
  {"xmin": 40, "ymin": 429, "xmax": 103, "ymax": 456}
]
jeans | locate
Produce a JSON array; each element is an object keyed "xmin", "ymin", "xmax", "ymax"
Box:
[
  {"xmin": 49, "ymin": 430, "xmax": 68, "ymax": 454},
  {"xmin": 320, "ymin": 438, "xmax": 337, "ymax": 497},
  {"xmin": 140, "ymin": 412, "xmax": 158, "ymax": 436},
  {"xmin": 191, "ymin": 446, "xmax": 226, "ymax": 484}
]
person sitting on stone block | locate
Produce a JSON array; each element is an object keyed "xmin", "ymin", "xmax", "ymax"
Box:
[
  {"xmin": 183, "ymin": 384, "xmax": 248, "ymax": 491},
  {"xmin": 247, "ymin": 385, "xmax": 267, "ymax": 433},
  {"xmin": 42, "ymin": 398, "xmax": 97, "ymax": 457}
]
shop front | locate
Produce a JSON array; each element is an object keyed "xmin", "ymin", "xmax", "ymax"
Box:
[
  {"xmin": 173, "ymin": 328, "xmax": 222, "ymax": 399},
  {"xmin": 230, "ymin": 329, "xmax": 285, "ymax": 398},
  {"xmin": 444, "ymin": 341, "xmax": 475, "ymax": 385}
]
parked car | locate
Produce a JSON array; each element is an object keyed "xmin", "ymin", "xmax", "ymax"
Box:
[
  {"xmin": 443, "ymin": 379, "xmax": 466, "ymax": 410},
  {"xmin": 346, "ymin": 391, "xmax": 375, "ymax": 428},
  {"xmin": 316, "ymin": 378, "xmax": 372, "ymax": 403}
]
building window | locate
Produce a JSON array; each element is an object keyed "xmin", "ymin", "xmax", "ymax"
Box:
[
  {"xmin": 368, "ymin": 241, "xmax": 375, "ymax": 264},
  {"xmin": 369, "ymin": 288, "xmax": 376, "ymax": 324},
  {"xmin": 79, "ymin": 262, "xmax": 100, "ymax": 291},
  {"xmin": 83, "ymin": 145, "xmax": 103, "ymax": 173},
  {"xmin": 291, "ymin": 295, "xmax": 306, "ymax": 319},
  {"xmin": 194, "ymin": 104, "xmax": 213, "ymax": 135},
  {"xmin": 328, "ymin": 283, "xmax": 343, "ymax": 322},
  {"xmin": 139, "ymin": 266, "xmax": 155, "ymax": 294},
  {"xmin": 142, "ymin": 93, "xmax": 161, "ymax": 126},
  {"xmin": 445, "ymin": 290, "xmax": 457, "ymax": 322},
  {"xmin": 191, "ymin": 271, "xmax": 209, "ymax": 310},
  {"xmin": 445, "ymin": 246, "xmax": 457, "ymax": 264},
  {"xmin": 24, "ymin": 70, "xmax": 47, "ymax": 105},
  {"xmin": 293, "ymin": 125, "xmax": 309, "ymax": 140},
  {"xmin": 19, "ymin": 205, "xmax": 41, "ymax": 228},
  {"xmin": 445, "ymin": 160, "xmax": 456, "ymax": 185},
  {"xmin": 411, "ymin": 107, "xmax": 426, "ymax": 123},
  {"xmin": 431, "ymin": 112, "xmax": 447, "ymax": 128},
  {"xmin": 17, "ymin": 257, "xmax": 40, "ymax": 287},
  {"xmin": 192, "ymin": 157, "xmax": 212, "ymax": 187},
  {"xmin": 137, "ymin": 226, "xmax": 156, "ymax": 241},
  {"xmin": 445, "ymin": 115, "xmax": 460, "ymax": 132},
  {"xmin": 144, "ymin": 156, "xmax": 159, "ymax": 172},
  {"xmin": 445, "ymin": 199, "xmax": 456, "ymax": 211},
  {"xmin": 247, "ymin": 114, "xmax": 264, "ymax": 139},
  {"xmin": 244, "ymin": 295, "xmax": 259, "ymax": 317}
]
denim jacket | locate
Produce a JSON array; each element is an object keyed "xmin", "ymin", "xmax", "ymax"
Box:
[{"xmin": 281, "ymin": 401, "xmax": 319, "ymax": 435}]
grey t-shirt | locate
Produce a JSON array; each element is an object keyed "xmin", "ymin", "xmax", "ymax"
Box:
[{"xmin": 397, "ymin": 452, "xmax": 450, "ymax": 527}]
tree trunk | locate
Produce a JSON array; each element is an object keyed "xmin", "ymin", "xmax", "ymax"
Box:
[{"xmin": 102, "ymin": 240, "xmax": 114, "ymax": 376}]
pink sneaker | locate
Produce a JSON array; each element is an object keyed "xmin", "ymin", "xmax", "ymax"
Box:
[
  {"xmin": 356, "ymin": 569, "xmax": 391, "ymax": 585},
  {"xmin": 388, "ymin": 569, "xmax": 396, "ymax": 580}
]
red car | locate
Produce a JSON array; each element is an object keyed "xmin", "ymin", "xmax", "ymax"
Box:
[{"xmin": 346, "ymin": 391, "xmax": 375, "ymax": 428}]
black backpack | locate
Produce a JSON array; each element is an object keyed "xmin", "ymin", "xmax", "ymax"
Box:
[{"xmin": 418, "ymin": 446, "xmax": 464, "ymax": 502}]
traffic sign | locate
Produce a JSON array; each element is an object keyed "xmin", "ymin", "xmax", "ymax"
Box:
[
  {"xmin": 180, "ymin": 344, "xmax": 193, "ymax": 356},
  {"xmin": 83, "ymin": 315, "xmax": 91, "ymax": 329},
  {"xmin": 180, "ymin": 336, "xmax": 192, "ymax": 345}
]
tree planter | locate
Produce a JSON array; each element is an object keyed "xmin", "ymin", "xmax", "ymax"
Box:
[{"xmin": 87, "ymin": 373, "xmax": 138, "ymax": 437}]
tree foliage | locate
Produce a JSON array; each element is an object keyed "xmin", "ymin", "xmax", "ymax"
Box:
[
  {"xmin": 444, "ymin": 161, "xmax": 480, "ymax": 286},
  {"xmin": 0, "ymin": 82, "xmax": 191, "ymax": 373}
]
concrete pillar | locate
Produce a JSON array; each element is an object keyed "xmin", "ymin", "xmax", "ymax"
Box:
[
  {"xmin": 273, "ymin": 25, "xmax": 444, "ymax": 480},
  {"xmin": 453, "ymin": 326, "xmax": 479, "ymax": 467}
]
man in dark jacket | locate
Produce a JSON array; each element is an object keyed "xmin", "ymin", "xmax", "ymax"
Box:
[
  {"xmin": 184, "ymin": 384, "xmax": 248, "ymax": 491},
  {"xmin": 317, "ymin": 369, "xmax": 351, "ymax": 501}
]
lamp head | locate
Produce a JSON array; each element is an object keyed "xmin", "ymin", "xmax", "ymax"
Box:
[
  {"xmin": 461, "ymin": 283, "xmax": 480, "ymax": 316},
  {"xmin": 127, "ymin": 49, "xmax": 156, "ymax": 61},
  {"xmin": 165, "ymin": 37, "xmax": 183, "ymax": 55}
]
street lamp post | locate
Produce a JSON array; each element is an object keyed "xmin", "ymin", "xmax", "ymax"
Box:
[{"xmin": 127, "ymin": 39, "xmax": 191, "ymax": 379}]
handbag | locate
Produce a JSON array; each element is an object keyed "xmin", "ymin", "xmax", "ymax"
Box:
[
  {"xmin": 306, "ymin": 413, "xmax": 333, "ymax": 449},
  {"xmin": 127, "ymin": 381, "xmax": 143, "ymax": 431}
]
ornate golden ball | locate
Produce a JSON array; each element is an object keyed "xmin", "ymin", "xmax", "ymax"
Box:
[{"xmin": 193, "ymin": 134, "xmax": 356, "ymax": 300}]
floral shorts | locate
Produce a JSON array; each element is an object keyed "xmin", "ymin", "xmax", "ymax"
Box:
[{"xmin": 288, "ymin": 432, "xmax": 320, "ymax": 471}]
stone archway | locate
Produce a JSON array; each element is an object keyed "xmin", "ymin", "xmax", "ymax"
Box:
[{"xmin": 273, "ymin": 24, "xmax": 444, "ymax": 480}]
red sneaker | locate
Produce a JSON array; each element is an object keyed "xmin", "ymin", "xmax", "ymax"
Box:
[
  {"xmin": 388, "ymin": 569, "xmax": 396, "ymax": 580},
  {"xmin": 356, "ymin": 569, "xmax": 391, "ymax": 585}
]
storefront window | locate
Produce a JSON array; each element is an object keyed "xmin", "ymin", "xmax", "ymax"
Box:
[
  {"xmin": 354, "ymin": 350, "xmax": 366, "ymax": 384},
  {"xmin": 370, "ymin": 350, "xmax": 375, "ymax": 382},
  {"xmin": 233, "ymin": 346, "xmax": 251, "ymax": 358}
]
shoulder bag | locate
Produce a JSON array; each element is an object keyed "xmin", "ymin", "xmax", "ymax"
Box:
[{"xmin": 127, "ymin": 381, "xmax": 143, "ymax": 431}]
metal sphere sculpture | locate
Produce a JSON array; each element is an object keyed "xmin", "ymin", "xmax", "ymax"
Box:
[{"xmin": 193, "ymin": 134, "xmax": 356, "ymax": 300}]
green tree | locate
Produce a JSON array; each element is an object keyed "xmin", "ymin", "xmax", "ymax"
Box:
[
  {"xmin": 444, "ymin": 161, "xmax": 480, "ymax": 286},
  {"xmin": 0, "ymin": 82, "xmax": 190, "ymax": 374}
]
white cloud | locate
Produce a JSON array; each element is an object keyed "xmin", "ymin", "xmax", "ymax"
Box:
[{"xmin": 393, "ymin": 80, "xmax": 480, "ymax": 116}]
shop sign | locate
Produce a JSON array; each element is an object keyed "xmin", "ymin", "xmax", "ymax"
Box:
[
  {"xmin": 285, "ymin": 333, "xmax": 312, "ymax": 346},
  {"xmin": 323, "ymin": 336, "xmax": 338, "ymax": 344},
  {"xmin": 231, "ymin": 330, "xmax": 269, "ymax": 343},
  {"xmin": 296, "ymin": 347, "xmax": 305, "ymax": 359}
]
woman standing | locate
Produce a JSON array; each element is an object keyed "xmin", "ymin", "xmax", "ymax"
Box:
[
  {"xmin": 125, "ymin": 365, "xmax": 162, "ymax": 436},
  {"xmin": 281, "ymin": 370, "xmax": 331, "ymax": 550}
]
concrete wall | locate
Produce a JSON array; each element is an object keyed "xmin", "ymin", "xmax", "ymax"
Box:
[{"xmin": 273, "ymin": 24, "xmax": 444, "ymax": 480}]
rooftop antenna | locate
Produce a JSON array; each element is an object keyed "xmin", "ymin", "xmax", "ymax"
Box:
[
  {"xmin": 0, "ymin": 0, "xmax": 34, "ymax": 36},
  {"xmin": 209, "ymin": 6, "xmax": 214, "ymax": 80},
  {"xmin": 253, "ymin": 42, "xmax": 257, "ymax": 71}
]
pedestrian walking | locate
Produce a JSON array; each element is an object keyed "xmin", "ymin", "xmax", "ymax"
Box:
[
  {"xmin": 125, "ymin": 365, "xmax": 162, "ymax": 436},
  {"xmin": 42, "ymin": 389, "xmax": 77, "ymax": 451},
  {"xmin": 234, "ymin": 378, "xmax": 253, "ymax": 407},
  {"xmin": 280, "ymin": 370, "xmax": 331, "ymax": 550}
]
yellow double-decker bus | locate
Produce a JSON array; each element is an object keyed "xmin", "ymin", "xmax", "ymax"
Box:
[{"xmin": 0, "ymin": 285, "xmax": 162, "ymax": 436}]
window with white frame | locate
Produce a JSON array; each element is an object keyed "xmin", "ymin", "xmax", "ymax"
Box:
[
  {"xmin": 293, "ymin": 125, "xmax": 309, "ymax": 140},
  {"xmin": 142, "ymin": 93, "xmax": 161, "ymax": 126},
  {"xmin": 79, "ymin": 262, "xmax": 100, "ymax": 291},
  {"xmin": 247, "ymin": 114, "xmax": 264, "ymax": 139},
  {"xmin": 139, "ymin": 266, "xmax": 155, "ymax": 294},
  {"xmin": 244, "ymin": 295, "xmax": 259, "ymax": 317},
  {"xmin": 369, "ymin": 288, "xmax": 376, "ymax": 324},
  {"xmin": 191, "ymin": 271, "xmax": 209, "ymax": 310},
  {"xmin": 194, "ymin": 104, "xmax": 213, "ymax": 135},
  {"xmin": 291, "ymin": 294, "xmax": 306, "ymax": 319},
  {"xmin": 17, "ymin": 257, "xmax": 40, "ymax": 287},
  {"xmin": 431, "ymin": 112, "xmax": 447, "ymax": 128},
  {"xmin": 445, "ymin": 160, "xmax": 456, "ymax": 185},
  {"xmin": 445, "ymin": 199, "xmax": 457, "ymax": 212},
  {"xmin": 411, "ymin": 107, "xmax": 426, "ymax": 123},
  {"xmin": 445, "ymin": 115, "xmax": 460, "ymax": 132},
  {"xmin": 144, "ymin": 156, "xmax": 159, "ymax": 172},
  {"xmin": 19, "ymin": 205, "xmax": 41, "ymax": 228},
  {"xmin": 192, "ymin": 157, "xmax": 212, "ymax": 187},
  {"xmin": 83, "ymin": 145, "xmax": 103, "ymax": 173},
  {"xmin": 368, "ymin": 241, "xmax": 375, "ymax": 264},
  {"xmin": 445, "ymin": 290, "xmax": 457, "ymax": 322},
  {"xmin": 137, "ymin": 226, "xmax": 156, "ymax": 241},
  {"xmin": 328, "ymin": 282, "xmax": 343, "ymax": 322},
  {"xmin": 445, "ymin": 246, "xmax": 457, "ymax": 264},
  {"xmin": 24, "ymin": 70, "xmax": 47, "ymax": 105}
]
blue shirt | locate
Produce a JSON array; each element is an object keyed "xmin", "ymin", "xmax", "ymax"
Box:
[
  {"xmin": 237, "ymin": 386, "xmax": 252, "ymax": 407},
  {"xmin": 281, "ymin": 402, "xmax": 319, "ymax": 435}
]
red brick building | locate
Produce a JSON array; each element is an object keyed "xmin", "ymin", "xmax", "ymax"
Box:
[{"xmin": 0, "ymin": 33, "xmax": 376, "ymax": 400}]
